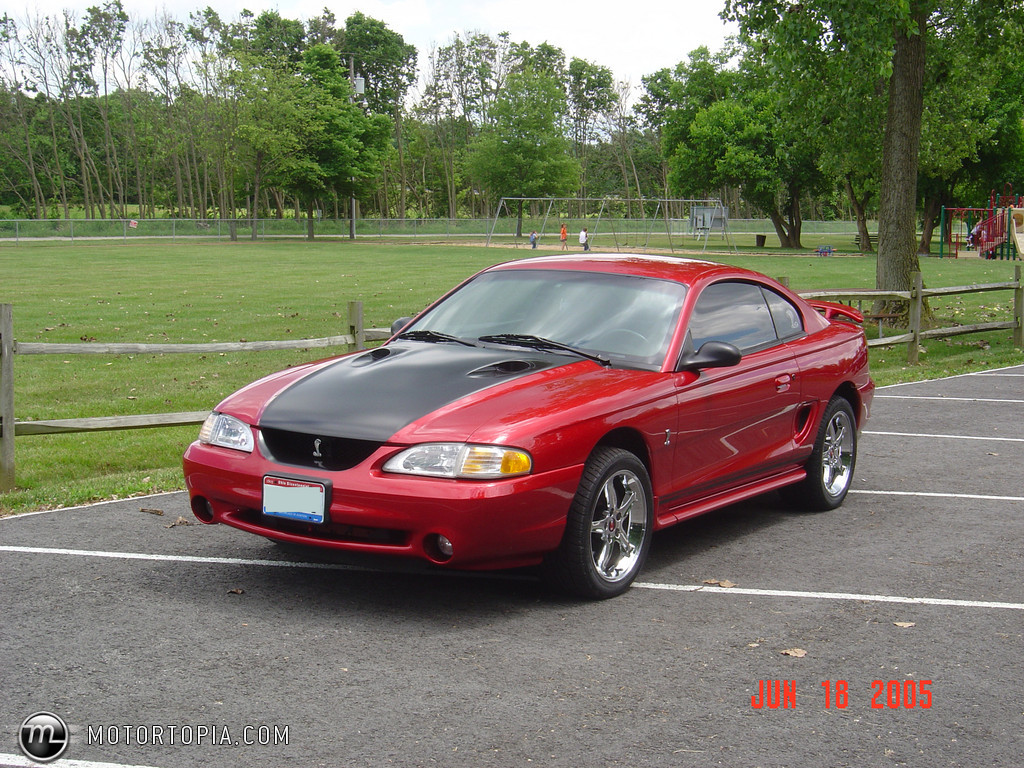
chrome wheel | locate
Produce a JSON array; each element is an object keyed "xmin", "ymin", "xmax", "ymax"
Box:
[
  {"xmin": 782, "ymin": 396, "xmax": 858, "ymax": 511},
  {"xmin": 820, "ymin": 407, "xmax": 855, "ymax": 498},
  {"xmin": 590, "ymin": 468, "xmax": 648, "ymax": 582},
  {"xmin": 547, "ymin": 447, "xmax": 653, "ymax": 599}
]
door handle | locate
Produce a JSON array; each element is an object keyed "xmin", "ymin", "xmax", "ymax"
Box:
[{"xmin": 774, "ymin": 374, "xmax": 792, "ymax": 392}]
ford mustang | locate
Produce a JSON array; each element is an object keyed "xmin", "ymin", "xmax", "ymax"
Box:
[{"xmin": 183, "ymin": 254, "xmax": 873, "ymax": 598}]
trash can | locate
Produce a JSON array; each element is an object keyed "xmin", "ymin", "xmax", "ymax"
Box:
[{"xmin": 755, "ymin": 235, "xmax": 767, "ymax": 247}]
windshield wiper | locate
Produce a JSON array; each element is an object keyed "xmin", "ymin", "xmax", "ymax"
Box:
[
  {"xmin": 398, "ymin": 329, "xmax": 477, "ymax": 347},
  {"xmin": 478, "ymin": 334, "xmax": 610, "ymax": 366}
]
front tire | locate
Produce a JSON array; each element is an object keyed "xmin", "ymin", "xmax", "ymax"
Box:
[
  {"xmin": 547, "ymin": 447, "xmax": 653, "ymax": 599},
  {"xmin": 783, "ymin": 396, "xmax": 857, "ymax": 511}
]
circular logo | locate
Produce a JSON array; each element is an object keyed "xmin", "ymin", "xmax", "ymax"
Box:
[{"xmin": 18, "ymin": 712, "xmax": 69, "ymax": 763}]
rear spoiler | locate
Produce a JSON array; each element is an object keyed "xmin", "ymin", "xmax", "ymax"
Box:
[{"xmin": 807, "ymin": 300, "xmax": 863, "ymax": 324}]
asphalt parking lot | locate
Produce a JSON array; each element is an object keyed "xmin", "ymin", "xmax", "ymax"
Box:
[{"xmin": 2, "ymin": 365, "xmax": 1022, "ymax": 768}]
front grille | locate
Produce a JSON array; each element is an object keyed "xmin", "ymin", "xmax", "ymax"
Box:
[{"xmin": 260, "ymin": 428, "xmax": 381, "ymax": 471}]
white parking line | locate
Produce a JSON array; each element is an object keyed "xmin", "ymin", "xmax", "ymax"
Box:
[
  {"xmin": 864, "ymin": 430, "xmax": 1024, "ymax": 443},
  {"xmin": 633, "ymin": 582, "xmax": 1024, "ymax": 611},
  {"xmin": 0, "ymin": 545, "xmax": 367, "ymax": 571},
  {"xmin": 851, "ymin": 489, "xmax": 1024, "ymax": 502},
  {"xmin": 874, "ymin": 395, "xmax": 1024, "ymax": 403},
  {"xmin": 0, "ymin": 753, "xmax": 160, "ymax": 768},
  {"xmin": 3, "ymin": 545, "xmax": 1022, "ymax": 611}
]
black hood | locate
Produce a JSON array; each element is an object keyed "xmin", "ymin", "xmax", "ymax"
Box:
[{"xmin": 257, "ymin": 342, "xmax": 568, "ymax": 441}]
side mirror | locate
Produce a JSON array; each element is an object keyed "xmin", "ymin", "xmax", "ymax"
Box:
[
  {"xmin": 391, "ymin": 316, "xmax": 413, "ymax": 336},
  {"xmin": 677, "ymin": 341, "xmax": 742, "ymax": 372}
]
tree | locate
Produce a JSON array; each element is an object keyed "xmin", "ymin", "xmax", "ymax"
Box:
[
  {"xmin": 565, "ymin": 58, "xmax": 614, "ymax": 198},
  {"xmin": 414, "ymin": 32, "xmax": 519, "ymax": 219},
  {"xmin": 288, "ymin": 44, "xmax": 392, "ymax": 239},
  {"xmin": 660, "ymin": 46, "xmax": 823, "ymax": 248},
  {"xmin": 723, "ymin": 0, "xmax": 1021, "ymax": 303},
  {"xmin": 229, "ymin": 54, "xmax": 302, "ymax": 237},
  {"xmin": 465, "ymin": 65, "xmax": 579, "ymax": 232},
  {"xmin": 341, "ymin": 12, "xmax": 416, "ymax": 217}
]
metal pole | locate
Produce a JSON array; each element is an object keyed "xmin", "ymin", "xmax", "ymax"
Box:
[{"xmin": 938, "ymin": 206, "xmax": 946, "ymax": 259}]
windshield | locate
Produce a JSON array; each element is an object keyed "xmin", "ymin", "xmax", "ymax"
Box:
[{"xmin": 407, "ymin": 269, "xmax": 687, "ymax": 370}]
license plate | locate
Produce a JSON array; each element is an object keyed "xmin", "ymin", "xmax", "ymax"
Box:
[{"xmin": 262, "ymin": 476, "xmax": 327, "ymax": 524}]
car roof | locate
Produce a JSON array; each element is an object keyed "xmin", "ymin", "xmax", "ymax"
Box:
[{"xmin": 487, "ymin": 253, "xmax": 761, "ymax": 286}]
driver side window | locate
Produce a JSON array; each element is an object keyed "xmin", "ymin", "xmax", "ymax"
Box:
[{"xmin": 688, "ymin": 281, "xmax": 802, "ymax": 353}]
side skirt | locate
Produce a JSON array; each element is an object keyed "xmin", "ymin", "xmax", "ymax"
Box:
[{"xmin": 654, "ymin": 467, "xmax": 807, "ymax": 529}]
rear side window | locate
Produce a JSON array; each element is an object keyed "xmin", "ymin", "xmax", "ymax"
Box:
[
  {"xmin": 688, "ymin": 281, "xmax": 805, "ymax": 353},
  {"xmin": 763, "ymin": 287, "xmax": 804, "ymax": 340}
]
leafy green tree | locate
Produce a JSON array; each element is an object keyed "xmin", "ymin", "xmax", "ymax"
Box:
[
  {"xmin": 566, "ymin": 58, "xmax": 614, "ymax": 198},
  {"xmin": 341, "ymin": 12, "xmax": 416, "ymax": 217},
  {"xmin": 723, "ymin": 0, "xmax": 1021, "ymax": 300},
  {"xmin": 229, "ymin": 54, "xmax": 302, "ymax": 237},
  {"xmin": 465, "ymin": 65, "xmax": 579, "ymax": 232},
  {"xmin": 414, "ymin": 32, "xmax": 518, "ymax": 219},
  {"xmin": 661, "ymin": 46, "xmax": 823, "ymax": 247},
  {"xmin": 288, "ymin": 44, "xmax": 392, "ymax": 239}
]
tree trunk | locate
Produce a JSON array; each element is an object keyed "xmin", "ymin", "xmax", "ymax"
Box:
[
  {"xmin": 844, "ymin": 176, "xmax": 874, "ymax": 252},
  {"xmin": 768, "ymin": 209, "xmax": 795, "ymax": 248},
  {"xmin": 786, "ymin": 191, "xmax": 803, "ymax": 249},
  {"xmin": 875, "ymin": 2, "xmax": 927, "ymax": 321},
  {"xmin": 918, "ymin": 194, "xmax": 942, "ymax": 254}
]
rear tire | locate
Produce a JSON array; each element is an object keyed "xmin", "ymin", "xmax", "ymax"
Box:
[
  {"xmin": 546, "ymin": 447, "xmax": 653, "ymax": 599},
  {"xmin": 783, "ymin": 396, "xmax": 857, "ymax": 511}
]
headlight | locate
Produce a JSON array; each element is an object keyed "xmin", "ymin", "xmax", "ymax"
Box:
[
  {"xmin": 383, "ymin": 443, "xmax": 532, "ymax": 479},
  {"xmin": 198, "ymin": 412, "xmax": 254, "ymax": 453}
]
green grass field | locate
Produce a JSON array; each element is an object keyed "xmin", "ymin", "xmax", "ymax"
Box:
[{"xmin": 1, "ymin": 239, "xmax": 1021, "ymax": 515}]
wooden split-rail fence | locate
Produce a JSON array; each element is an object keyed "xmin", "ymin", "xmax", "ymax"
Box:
[{"xmin": 2, "ymin": 268, "xmax": 1022, "ymax": 492}]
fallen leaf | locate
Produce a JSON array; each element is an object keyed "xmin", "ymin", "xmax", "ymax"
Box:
[
  {"xmin": 893, "ymin": 621, "xmax": 916, "ymax": 628},
  {"xmin": 140, "ymin": 507, "xmax": 164, "ymax": 516},
  {"xmin": 702, "ymin": 578, "xmax": 736, "ymax": 588},
  {"xmin": 165, "ymin": 516, "xmax": 194, "ymax": 528},
  {"xmin": 781, "ymin": 648, "xmax": 807, "ymax": 658},
  {"xmin": 227, "ymin": 588, "xmax": 244, "ymax": 595}
]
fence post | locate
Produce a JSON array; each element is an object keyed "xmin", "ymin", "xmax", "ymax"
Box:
[
  {"xmin": 1, "ymin": 303, "xmax": 14, "ymax": 491},
  {"xmin": 348, "ymin": 301, "xmax": 365, "ymax": 352},
  {"xmin": 907, "ymin": 271, "xmax": 923, "ymax": 365},
  {"xmin": 1014, "ymin": 264, "xmax": 1023, "ymax": 350}
]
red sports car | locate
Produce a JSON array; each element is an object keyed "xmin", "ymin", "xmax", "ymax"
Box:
[{"xmin": 183, "ymin": 254, "xmax": 872, "ymax": 598}]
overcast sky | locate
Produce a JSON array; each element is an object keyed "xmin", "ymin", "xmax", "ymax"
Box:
[{"xmin": 17, "ymin": 0, "xmax": 737, "ymax": 94}]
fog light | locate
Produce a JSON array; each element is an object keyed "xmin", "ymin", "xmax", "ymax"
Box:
[{"xmin": 436, "ymin": 535, "xmax": 454, "ymax": 558}]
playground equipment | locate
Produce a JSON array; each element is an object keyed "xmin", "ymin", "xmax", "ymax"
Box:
[
  {"xmin": 1011, "ymin": 209, "xmax": 1024, "ymax": 256},
  {"xmin": 941, "ymin": 185, "xmax": 1022, "ymax": 259}
]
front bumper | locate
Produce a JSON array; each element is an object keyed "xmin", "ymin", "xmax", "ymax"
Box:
[{"xmin": 183, "ymin": 441, "xmax": 581, "ymax": 570}]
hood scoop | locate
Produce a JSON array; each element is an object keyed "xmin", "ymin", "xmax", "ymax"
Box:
[
  {"xmin": 467, "ymin": 359, "xmax": 543, "ymax": 378},
  {"xmin": 348, "ymin": 346, "xmax": 398, "ymax": 366}
]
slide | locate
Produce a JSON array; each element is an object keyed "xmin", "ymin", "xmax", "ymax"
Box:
[{"xmin": 1011, "ymin": 209, "xmax": 1024, "ymax": 256}]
